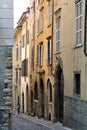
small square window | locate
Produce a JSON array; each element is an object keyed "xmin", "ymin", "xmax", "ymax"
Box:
[{"xmin": 74, "ymin": 73, "xmax": 80, "ymax": 95}]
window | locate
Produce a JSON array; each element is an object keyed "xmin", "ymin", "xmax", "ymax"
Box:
[
  {"xmin": 48, "ymin": 0, "xmax": 52, "ymax": 25},
  {"xmin": 22, "ymin": 35, "xmax": 25, "ymax": 47},
  {"xmin": 47, "ymin": 79, "xmax": 52, "ymax": 102},
  {"xmin": 74, "ymin": 73, "xmax": 80, "ymax": 95},
  {"xmin": 16, "ymin": 47, "xmax": 18, "ymax": 61},
  {"xmin": 34, "ymin": 82, "xmax": 38, "ymax": 100},
  {"xmin": 33, "ymin": 1, "xmax": 35, "ymax": 11},
  {"xmin": 30, "ymin": 74, "xmax": 32, "ymax": 83},
  {"xmin": 38, "ymin": 11, "xmax": 43, "ymax": 34},
  {"xmin": 47, "ymin": 37, "xmax": 51, "ymax": 64},
  {"xmin": 16, "ymin": 70, "xmax": 18, "ymax": 84},
  {"xmin": 56, "ymin": 17, "xmax": 60, "ymax": 52},
  {"xmin": 22, "ymin": 59, "xmax": 28, "ymax": 76},
  {"xmin": 32, "ymin": 24, "xmax": 34, "ymax": 40},
  {"xmin": 19, "ymin": 70, "xmax": 21, "ymax": 85},
  {"xmin": 37, "ymin": 43, "xmax": 43, "ymax": 66},
  {"xmin": 19, "ymin": 45, "xmax": 21, "ymax": 60},
  {"xmin": 76, "ymin": 0, "xmax": 82, "ymax": 45},
  {"xmin": 26, "ymin": 30, "xmax": 29, "ymax": 44},
  {"xmin": 31, "ymin": 48, "xmax": 34, "ymax": 68}
]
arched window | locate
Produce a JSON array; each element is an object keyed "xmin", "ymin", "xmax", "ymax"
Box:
[
  {"xmin": 47, "ymin": 79, "xmax": 52, "ymax": 102},
  {"xmin": 34, "ymin": 82, "xmax": 38, "ymax": 100}
]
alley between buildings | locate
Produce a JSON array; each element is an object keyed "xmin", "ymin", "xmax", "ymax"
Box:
[{"xmin": 12, "ymin": 113, "xmax": 72, "ymax": 130}]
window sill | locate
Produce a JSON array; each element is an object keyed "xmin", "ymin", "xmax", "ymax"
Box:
[
  {"xmin": 38, "ymin": 65, "xmax": 42, "ymax": 67},
  {"xmin": 37, "ymin": 31, "xmax": 43, "ymax": 37},
  {"xmin": 34, "ymin": 99, "xmax": 38, "ymax": 103},
  {"xmin": 48, "ymin": 102, "xmax": 52, "ymax": 105},
  {"xmin": 47, "ymin": 63, "xmax": 52, "ymax": 66},
  {"xmin": 74, "ymin": 44, "xmax": 82, "ymax": 49},
  {"xmin": 54, "ymin": 50, "xmax": 61, "ymax": 55},
  {"xmin": 47, "ymin": 24, "xmax": 52, "ymax": 28}
]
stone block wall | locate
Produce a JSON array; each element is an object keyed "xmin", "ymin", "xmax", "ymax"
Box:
[
  {"xmin": 0, "ymin": 46, "xmax": 12, "ymax": 130},
  {"xmin": 64, "ymin": 96, "xmax": 87, "ymax": 130}
]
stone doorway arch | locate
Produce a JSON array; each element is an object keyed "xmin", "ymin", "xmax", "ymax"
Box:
[
  {"xmin": 54, "ymin": 57, "xmax": 64, "ymax": 123},
  {"xmin": 22, "ymin": 93, "xmax": 24, "ymax": 113},
  {"xmin": 31, "ymin": 91, "xmax": 33, "ymax": 113},
  {"xmin": 26, "ymin": 84, "xmax": 29, "ymax": 113},
  {"xmin": 40, "ymin": 78, "xmax": 44, "ymax": 117}
]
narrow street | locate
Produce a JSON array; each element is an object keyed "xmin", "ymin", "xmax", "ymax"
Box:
[{"xmin": 12, "ymin": 113, "xmax": 72, "ymax": 130}]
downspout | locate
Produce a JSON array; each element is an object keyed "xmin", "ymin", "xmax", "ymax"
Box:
[
  {"xmin": 84, "ymin": 0, "xmax": 87, "ymax": 55},
  {"xmin": 25, "ymin": 20, "xmax": 27, "ymax": 80},
  {"xmin": 33, "ymin": 0, "xmax": 35, "ymax": 70},
  {"xmin": 51, "ymin": 0, "xmax": 54, "ymax": 75}
]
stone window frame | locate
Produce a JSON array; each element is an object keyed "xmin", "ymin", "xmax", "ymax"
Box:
[{"xmin": 73, "ymin": 71, "xmax": 81, "ymax": 96}]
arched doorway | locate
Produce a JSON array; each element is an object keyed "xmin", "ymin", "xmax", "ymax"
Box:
[
  {"xmin": 47, "ymin": 79, "xmax": 52, "ymax": 120},
  {"xmin": 31, "ymin": 91, "xmax": 33, "ymax": 113},
  {"xmin": 54, "ymin": 58, "xmax": 64, "ymax": 123},
  {"xmin": 34, "ymin": 82, "xmax": 38, "ymax": 100},
  {"xmin": 26, "ymin": 85, "xmax": 29, "ymax": 113},
  {"xmin": 34, "ymin": 82, "xmax": 38, "ymax": 115},
  {"xmin": 40, "ymin": 78, "xmax": 44, "ymax": 117},
  {"xmin": 22, "ymin": 93, "xmax": 24, "ymax": 113}
]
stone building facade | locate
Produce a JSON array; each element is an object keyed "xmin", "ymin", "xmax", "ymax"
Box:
[
  {"xmin": 13, "ymin": 0, "xmax": 87, "ymax": 130},
  {"xmin": 0, "ymin": 0, "xmax": 13, "ymax": 129},
  {"xmin": 13, "ymin": 8, "xmax": 30, "ymax": 114},
  {"xmin": 13, "ymin": 26, "xmax": 22, "ymax": 111}
]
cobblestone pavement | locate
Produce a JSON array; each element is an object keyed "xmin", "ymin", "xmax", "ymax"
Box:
[{"xmin": 12, "ymin": 113, "xmax": 72, "ymax": 130}]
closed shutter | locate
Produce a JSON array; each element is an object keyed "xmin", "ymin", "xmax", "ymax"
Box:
[
  {"xmin": 47, "ymin": 38, "xmax": 51, "ymax": 64},
  {"xmin": 41, "ymin": 45, "xmax": 43, "ymax": 66}
]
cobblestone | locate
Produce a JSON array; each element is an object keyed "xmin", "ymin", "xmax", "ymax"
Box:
[{"xmin": 12, "ymin": 113, "xmax": 72, "ymax": 130}]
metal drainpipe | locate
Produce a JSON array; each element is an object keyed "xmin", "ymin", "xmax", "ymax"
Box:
[
  {"xmin": 25, "ymin": 19, "xmax": 27, "ymax": 80},
  {"xmin": 33, "ymin": 0, "xmax": 35, "ymax": 70},
  {"xmin": 51, "ymin": 0, "xmax": 54, "ymax": 75},
  {"xmin": 84, "ymin": 0, "xmax": 87, "ymax": 55}
]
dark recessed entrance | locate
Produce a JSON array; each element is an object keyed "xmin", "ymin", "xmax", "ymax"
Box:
[
  {"xmin": 54, "ymin": 62, "xmax": 64, "ymax": 123},
  {"xmin": 26, "ymin": 85, "xmax": 29, "ymax": 113},
  {"xmin": 31, "ymin": 91, "xmax": 33, "ymax": 113},
  {"xmin": 40, "ymin": 78, "xmax": 44, "ymax": 117},
  {"xmin": 22, "ymin": 93, "xmax": 24, "ymax": 113}
]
